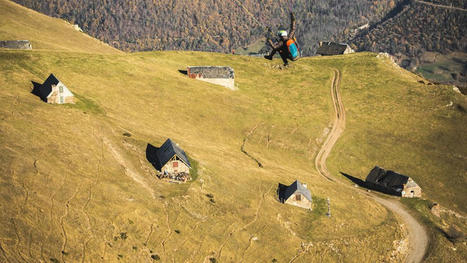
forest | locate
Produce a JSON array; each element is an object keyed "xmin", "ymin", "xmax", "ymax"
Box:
[
  {"xmin": 13, "ymin": 0, "xmax": 397, "ymax": 55},
  {"xmin": 13, "ymin": 0, "xmax": 466, "ymax": 86},
  {"xmin": 349, "ymin": 0, "xmax": 466, "ymax": 69}
]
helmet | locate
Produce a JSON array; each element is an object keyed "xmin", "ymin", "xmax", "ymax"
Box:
[{"xmin": 278, "ymin": 30, "xmax": 287, "ymax": 37}]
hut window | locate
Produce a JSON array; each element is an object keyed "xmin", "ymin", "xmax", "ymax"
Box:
[
  {"xmin": 173, "ymin": 162, "xmax": 178, "ymax": 168},
  {"xmin": 59, "ymin": 86, "xmax": 63, "ymax": 93},
  {"xmin": 295, "ymin": 194, "xmax": 301, "ymax": 201}
]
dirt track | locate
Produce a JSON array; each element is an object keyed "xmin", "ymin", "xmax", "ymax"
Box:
[
  {"xmin": 415, "ymin": 0, "xmax": 467, "ymax": 12},
  {"xmin": 315, "ymin": 69, "xmax": 428, "ymax": 263},
  {"xmin": 103, "ymin": 138, "xmax": 156, "ymax": 199}
]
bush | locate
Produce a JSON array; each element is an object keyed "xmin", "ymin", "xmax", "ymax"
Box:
[{"xmin": 446, "ymin": 225, "xmax": 465, "ymax": 243}]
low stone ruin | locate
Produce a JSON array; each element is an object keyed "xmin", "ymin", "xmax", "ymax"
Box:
[
  {"xmin": 316, "ymin": 41, "xmax": 354, "ymax": 56},
  {"xmin": 187, "ymin": 66, "xmax": 236, "ymax": 90},
  {"xmin": 0, "ymin": 40, "xmax": 32, "ymax": 50}
]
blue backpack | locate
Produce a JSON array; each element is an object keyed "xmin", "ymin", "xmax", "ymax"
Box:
[{"xmin": 286, "ymin": 38, "xmax": 300, "ymax": 60}]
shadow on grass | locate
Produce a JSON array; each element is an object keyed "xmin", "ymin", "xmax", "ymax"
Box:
[
  {"xmin": 339, "ymin": 171, "xmax": 400, "ymax": 197},
  {"xmin": 30, "ymin": 81, "xmax": 47, "ymax": 102},
  {"xmin": 340, "ymin": 172, "xmax": 366, "ymax": 187},
  {"xmin": 178, "ymin": 70, "xmax": 187, "ymax": 75}
]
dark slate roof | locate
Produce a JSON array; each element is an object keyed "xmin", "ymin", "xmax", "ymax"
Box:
[
  {"xmin": 33, "ymin": 74, "xmax": 59, "ymax": 101},
  {"xmin": 316, "ymin": 42, "xmax": 349, "ymax": 55},
  {"xmin": 0, "ymin": 40, "xmax": 32, "ymax": 49},
  {"xmin": 155, "ymin": 139, "xmax": 191, "ymax": 169},
  {"xmin": 365, "ymin": 166, "xmax": 409, "ymax": 192},
  {"xmin": 43, "ymin": 73, "xmax": 59, "ymax": 88},
  {"xmin": 187, "ymin": 66, "xmax": 235, "ymax": 79},
  {"xmin": 278, "ymin": 180, "xmax": 312, "ymax": 202}
]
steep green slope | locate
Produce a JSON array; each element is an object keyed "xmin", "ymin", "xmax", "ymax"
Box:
[
  {"xmin": 1, "ymin": 51, "xmax": 466, "ymax": 263},
  {"xmin": 324, "ymin": 54, "xmax": 466, "ymax": 212},
  {"xmin": 0, "ymin": 49, "xmax": 408, "ymax": 263},
  {"xmin": 324, "ymin": 54, "xmax": 467, "ymax": 261},
  {"xmin": 0, "ymin": 0, "xmax": 119, "ymax": 53}
]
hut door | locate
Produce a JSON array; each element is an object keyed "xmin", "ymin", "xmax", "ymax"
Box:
[{"xmin": 295, "ymin": 194, "xmax": 301, "ymax": 201}]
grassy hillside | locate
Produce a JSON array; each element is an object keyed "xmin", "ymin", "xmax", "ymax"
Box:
[
  {"xmin": 0, "ymin": 0, "xmax": 119, "ymax": 54},
  {"xmin": 323, "ymin": 54, "xmax": 467, "ymax": 261},
  {"xmin": 416, "ymin": 52, "xmax": 467, "ymax": 90},
  {"xmin": 324, "ymin": 54, "xmax": 466, "ymax": 212},
  {"xmin": 0, "ymin": 48, "xmax": 408, "ymax": 263},
  {"xmin": 0, "ymin": 1, "xmax": 466, "ymax": 262}
]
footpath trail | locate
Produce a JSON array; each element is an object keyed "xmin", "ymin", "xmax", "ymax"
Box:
[
  {"xmin": 315, "ymin": 69, "xmax": 428, "ymax": 263},
  {"xmin": 103, "ymin": 137, "xmax": 156, "ymax": 199}
]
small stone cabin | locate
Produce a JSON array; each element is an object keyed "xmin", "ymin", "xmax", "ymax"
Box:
[
  {"xmin": 316, "ymin": 41, "xmax": 354, "ymax": 56},
  {"xmin": 153, "ymin": 139, "xmax": 191, "ymax": 176},
  {"xmin": 32, "ymin": 74, "xmax": 74, "ymax": 104},
  {"xmin": 277, "ymin": 180, "xmax": 312, "ymax": 209},
  {"xmin": 365, "ymin": 166, "xmax": 422, "ymax": 198},
  {"xmin": 187, "ymin": 66, "xmax": 235, "ymax": 90}
]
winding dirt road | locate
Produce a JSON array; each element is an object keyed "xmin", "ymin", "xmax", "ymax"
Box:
[{"xmin": 315, "ymin": 69, "xmax": 428, "ymax": 263}]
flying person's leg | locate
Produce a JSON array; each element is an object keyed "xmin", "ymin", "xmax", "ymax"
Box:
[
  {"xmin": 264, "ymin": 49, "xmax": 277, "ymax": 60},
  {"xmin": 279, "ymin": 51, "xmax": 289, "ymax": 66}
]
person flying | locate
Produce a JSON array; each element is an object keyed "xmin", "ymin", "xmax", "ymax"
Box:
[{"xmin": 264, "ymin": 12, "xmax": 298, "ymax": 66}]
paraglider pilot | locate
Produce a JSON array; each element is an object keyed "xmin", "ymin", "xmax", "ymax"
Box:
[{"xmin": 264, "ymin": 12, "xmax": 297, "ymax": 66}]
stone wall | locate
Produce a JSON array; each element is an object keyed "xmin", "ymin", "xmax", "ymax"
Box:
[
  {"xmin": 285, "ymin": 193, "xmax": 312, "ymax": 210},
  {"xmin": 47, "ymin": 84, "xmax": 75, "ymax": 104},
  {"xmin": 161, "ymin": 158, "xmax": 190, "ymax": 175},
  {"xmin": 401, "ymin": 178, "xmax": 422, "ymax": 198},
  {"xmin": 0, "ymin": 40, "xmax": 32, "ymax": 50}
]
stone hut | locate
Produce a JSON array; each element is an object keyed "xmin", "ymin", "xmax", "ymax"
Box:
[
  {"xmin": 187, "ymin": 66, "xmax": 235, "ymax": 90},
  {"xmin": 32, "ymin": 74, "xmax": 75, "ymax": 104},
  {"xmin": 277, "ymin": 180, "xmax": 312, "ymax": 209},
  {"xmin": 316, "ymin": 42, "xmax": 354, "ymax": 56},
  {"xmin": 147, "ymin": 139, "xmax": 191, "ymax": 182},
  {"xmin": 365, "ymin": 166, "xmax": 421, "ymax": 198},
  {"xmin": 0, "ymin": 40, "xmax": 32, "ymax": 50}
]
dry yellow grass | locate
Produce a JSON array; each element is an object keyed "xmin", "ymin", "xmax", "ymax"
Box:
[
  {"xmin": 0, "ymin": 0, "xmax": 119, "ymax": 54},
  {"xmin": 0, "ymin": 49, "xmax": 406, "ymax": 262},
  {"xmin": 0, "ymin": 0, "xmax": 465, "ymax": 262}
]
